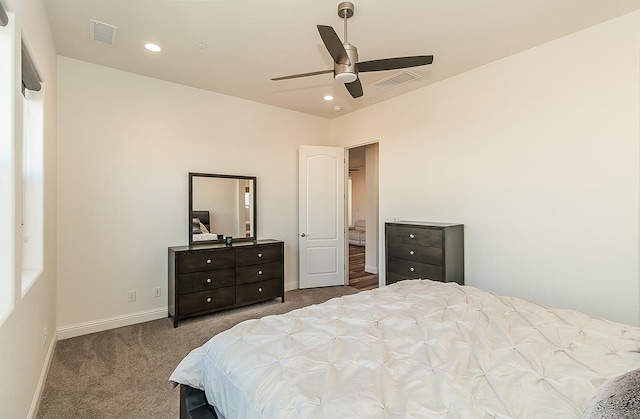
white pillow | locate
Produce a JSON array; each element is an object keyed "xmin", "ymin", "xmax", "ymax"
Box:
[
  {"xmin": 583, "ymin": 368, "xmax": 640, "ymax": 418},
  {"xmin": 198, "ymin": 221, "xmax": 209, "ymax": 234}
]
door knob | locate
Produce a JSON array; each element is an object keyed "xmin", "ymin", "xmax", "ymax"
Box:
[{"xmin": 300, "ymin": 233, "xmax": 308, "ymax": 237}]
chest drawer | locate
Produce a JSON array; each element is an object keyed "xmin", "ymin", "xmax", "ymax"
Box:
[
  {"xmin": 386, "ymin": 225, "xmax": 443, "ymax": 247},
  {"xmin": 387, "ymin": 257, "xmax": 443, "ymax": 281},
  {"xmin": 177, "ymin": 248, "xmax": 235, "ymax": 274},
  {"xmin": 178, "ymin": 268, "xmax": 235, "ymax": 294},
  {"xmin": 236, "ymin": 244, "xmax": 282, "ymax": 266},
  {"xmin": 178, "ymin": 286, "xmax": 235, "ymax": 315},
  {"xmin": 385, "ymin": 222, "xmax": 463, "ymax": 287},
  {"xmin": 388, "ymin": 242, "xmax": 443, "ymax": 266},
  {"xmin": 236, "ymin": 278, "xmax": 281, "ymax": 304},
  {"xmin": 236, "ymin": 261, "xmax": 282, "ymax": 285}
]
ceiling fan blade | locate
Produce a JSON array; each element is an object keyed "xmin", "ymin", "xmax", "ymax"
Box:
[
  {"xmin": 358, "ymin": 55, "xmax": 434, "ymax": 72},
  {"xmin": 345, "ymin": 78, "xmax": 363, "ymax": 98},
  {"xmin": 317, "ymin": 25, "xmax": 350, "ymax": 66},
  {"xmin": 271, "ymin": 69, "xmax": 334, "ymax": 81}
]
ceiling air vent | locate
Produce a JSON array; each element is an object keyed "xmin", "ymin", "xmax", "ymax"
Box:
[
  {"xmin": 89, "ymin": 19, "xmax": 118, "ymax": 46},
  {"xmin": 371, "ymin": 70, "xmax": 421, "ymax": 91}
]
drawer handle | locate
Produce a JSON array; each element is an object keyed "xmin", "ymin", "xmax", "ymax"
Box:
[
  {"xmin": 258, "ymin": 270, "xmax": 263, "ymax": 275},
  {"xmin": 258, "ymin": 287, "xmax": 263, "ymax": 292},
  {"xmin": 409, "ymin": 250, "xmax": 415, "ymax": 255},
  {"xmin": 206, "ymin": 278, "xmax": 212, "ymax": 283},
  {"xmin": 206, "ymin": 297, "xmax": 212, "ymax": 303},
  {"xmin": 410, "ymin": 267, "xmax": 415, "ymax": 272},
  {"xmin": 258, "ymin": 253, "xmax": 262, "ymax": 258},
  {"xmin": 409, "ymin": 234, "xmax": 415, "ymax": 239},
  {"xmin": 206, "ymin": 259, "xmax": 211, "ymax": 264}
]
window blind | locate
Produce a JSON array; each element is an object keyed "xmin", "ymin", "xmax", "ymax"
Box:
[{"xmin": 22, "ymin": 42, "xmax": 41, "ymax": 93}]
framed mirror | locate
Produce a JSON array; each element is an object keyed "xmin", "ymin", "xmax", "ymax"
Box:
[{"xmin": 189, "ymin": 172, "xmax": 257, "ymax": 245}]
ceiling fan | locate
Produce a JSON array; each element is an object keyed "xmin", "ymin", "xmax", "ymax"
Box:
[{"xmin": 271, "ymin": 1, "xmax": 434, "ymax": 99}]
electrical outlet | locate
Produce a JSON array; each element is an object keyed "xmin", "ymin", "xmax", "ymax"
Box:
[
  {"xmin": 127, "ymin": 290, "xmax": 136, "ymax": 302},
  {"xmin": 153, "ymin": 287, "xmax": 161, "ymax": 298}
]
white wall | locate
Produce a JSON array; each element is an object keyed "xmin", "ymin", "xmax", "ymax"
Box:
[
  {"xmin": 334, "ymin": 11, "xmax": 640, "ymax": 325},
  {"xmin": 350, "ymin": 169, "xmax": 366, "ymax": 223},
  {"xmin": 56, "ymin": 57, "xmax": 334, "ymax": 336},
  {"xmin": 0, "ymin": 0, "xmax": 58, "ymax": 417}
]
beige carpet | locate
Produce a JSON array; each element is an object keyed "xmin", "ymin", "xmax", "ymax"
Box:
[{"xmin": 37, "ymin": 286, "xmax": 359, "ymax": 419}]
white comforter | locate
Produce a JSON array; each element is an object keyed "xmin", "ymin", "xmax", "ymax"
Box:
[{"xmin": 170, "ymin": 280, "xmax": 640, "ymax": 418}]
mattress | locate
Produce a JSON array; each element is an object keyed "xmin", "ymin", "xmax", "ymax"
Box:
[{"xmin": 170, "ymin": 279, "xmax": 640, "ymax": 418}]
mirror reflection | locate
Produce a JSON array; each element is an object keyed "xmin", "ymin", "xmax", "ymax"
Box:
[{"xmin": 189, "ymin": 173, "xmax": 256, "ymax": 245}]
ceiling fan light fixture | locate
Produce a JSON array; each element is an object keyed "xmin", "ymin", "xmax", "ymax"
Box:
[
  {"xmin": 270, "ymin": 2, "xmax": 433, "ymax": 101},
  {"xmin": 335, "ymin": 72, "xmax": 357, "ymax": 83}
]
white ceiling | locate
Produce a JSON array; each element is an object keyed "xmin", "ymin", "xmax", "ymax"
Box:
[{"xmin": 41, "ymin": 0, "xmax": 640, "ymax": 119}]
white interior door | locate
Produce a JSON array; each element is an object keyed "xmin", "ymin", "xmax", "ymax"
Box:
[{"xmin": 299, "ymin": 145, "xmax": 346, "ymax": 288}]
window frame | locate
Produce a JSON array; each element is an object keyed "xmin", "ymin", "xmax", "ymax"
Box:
[{"xmin": 19, "ymin": 40, "xmax": 44, "ymax": 296}]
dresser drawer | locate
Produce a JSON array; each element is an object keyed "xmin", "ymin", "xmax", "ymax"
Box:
[
  {"xmin": 178, "ymin": 286, "xmax": 235, "ymax": 315},
  {"xmin": 236, "ymin": 278, "xmax": 281, "ymax": 304},
  {"xmin": 388, "ymin": 242, "xmax": 442, "ymax": 266},
  {"xmin": 236, "ymin": 261, "xmax": 282, "ymax": 285},
  {"xmin": 177, "ymin": 248, "xmax": 235, "ymax": 274},
  {"xmin": 178, "ymin": 268, "xmax": 235, "ymax": 294},
  {"xmin": 387, "ymin": 257, "xmax": 443, "ymax": 281},
  {"xmin": 236, "ymin": 244, "xmax": 282, "ymax": 266},
  {"xmin": 387, "ymin": 225, "xmax": 443, "ymax": 247}
]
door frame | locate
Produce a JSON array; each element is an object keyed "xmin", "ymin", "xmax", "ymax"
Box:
[{"xmin": 345, "ymin": 140, "xmax": 383, "ymax": 288}]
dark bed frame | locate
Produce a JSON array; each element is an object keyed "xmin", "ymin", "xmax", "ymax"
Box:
[
  {"xmin": 180, "ymin": 384, "xmax": 218, "ymax": 419},
  {"xmin": 192, "ymin": 210, "xmax": 211, "ymax": 233}
]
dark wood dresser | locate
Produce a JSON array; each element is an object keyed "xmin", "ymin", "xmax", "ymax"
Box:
[
  {"xmin": 168, "ymin": 240, "xmax": 284, "ymax": 327},
  {"xmin": 385, "ymin": 222, "xmax": 464, "ymax": 286}
]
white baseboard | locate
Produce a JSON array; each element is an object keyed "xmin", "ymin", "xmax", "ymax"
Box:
[
  {"xmin": 365, "ymin": 265, "xmax": 379, "ymax": 274},
  {"xmin": 28, "ymin": 329, "xmax": 58, "ymax": 419},
  {"xmin": 285, "ymin": 280, "xmax": 298, "ymax": 292},
  {"xmin": 57, "ymin": 307, "xmax": 168, "ymax": 340}
]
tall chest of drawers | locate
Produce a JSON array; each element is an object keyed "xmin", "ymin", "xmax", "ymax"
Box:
[
  {"xmin": 168, "ymin": 240, "xmax": 284, "ymax": 327},
  {"xmin": 385, "ymin": 222, "xmax": 464, "ymax": 286}
]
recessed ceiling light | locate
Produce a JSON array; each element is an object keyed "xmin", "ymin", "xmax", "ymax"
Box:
[
  {"xmin": 196, "ymin": 43, "xmax": 207, "ymax": 49},
  {"xmin": 323, "ymin": 95, "xmax": 334, "ymax": 101},
  {"xmin": 333, "ymin": 105, "xmax": 342, "ymax": 112},
  {"xmin": 145, "ymin": 43, "xmax": 162, "ymax": 52}
]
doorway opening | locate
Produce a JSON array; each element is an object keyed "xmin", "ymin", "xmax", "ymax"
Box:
[{"xmin": 347, "ymin": 143, "xmax": 379, "ymax": 291}]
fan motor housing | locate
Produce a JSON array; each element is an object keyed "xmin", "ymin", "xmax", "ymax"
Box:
[
  {"xmin": 334, "ymin": 43, "xmax": 358, "ymax": 83},
  {"xmin": 338, "ymin": 2, "xmax": 354, "ymax": 19}
]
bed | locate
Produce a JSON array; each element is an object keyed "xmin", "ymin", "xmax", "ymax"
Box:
[
  {"xmin": 170, "ymin": 279, "xmax": 640, "ymax": 418},
  {"xmin": 192, "ymin": 211, "xmax": 219, "ymax": 242}
]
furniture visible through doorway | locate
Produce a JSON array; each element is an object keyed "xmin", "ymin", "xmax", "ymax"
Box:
[{"xmin": 348, "ymin": 219, "xmax": 366, "ymax": 246}]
